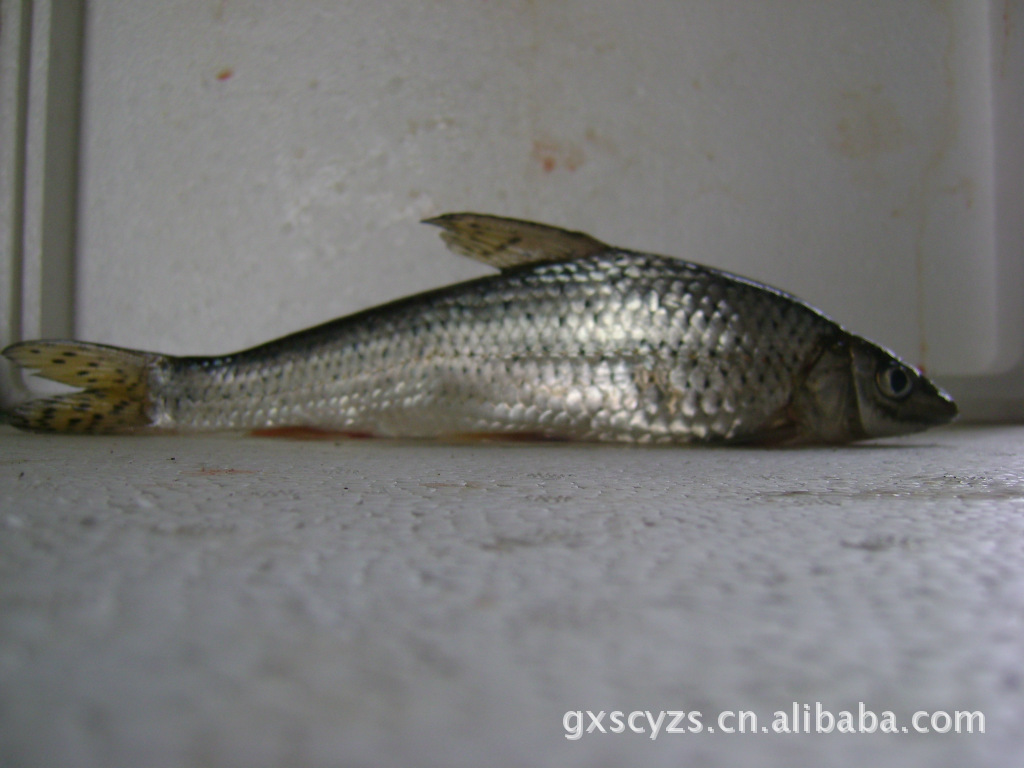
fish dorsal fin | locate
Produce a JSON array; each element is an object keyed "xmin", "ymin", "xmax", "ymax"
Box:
[{"xmin": 422, "ymin": 213, "xmax": 609, "ymax": 270}]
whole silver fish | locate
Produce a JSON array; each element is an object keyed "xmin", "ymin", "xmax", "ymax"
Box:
[{"xmin": 2, "ymin": 213, "xmax": 956, "ymax": 443}]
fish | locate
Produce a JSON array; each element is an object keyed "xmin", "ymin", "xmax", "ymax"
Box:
[{"xmin": 0, "ymin": 213, "xmax": 956, "ymax": 444}]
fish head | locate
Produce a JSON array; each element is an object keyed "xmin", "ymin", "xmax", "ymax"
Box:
[
  {"xmin": 847, "ymin": 337, "xmax": 958, "ymax": 438},
  {"xmin": 793, "ymin": 334, "xmax": 958, "ymax": 443}
]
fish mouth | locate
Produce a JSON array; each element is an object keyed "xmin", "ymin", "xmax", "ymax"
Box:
[{"xmin": 923, "ymin": 384, "xmax": 959, "ymax": 426}]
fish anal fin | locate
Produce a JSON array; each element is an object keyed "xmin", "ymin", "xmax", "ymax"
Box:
[
  {"xmin": 724, "ymin": 404, "xmax": 802, "ymax": 446},
  {"xmin": 422, "ymin": 213, "xmax": 609, "ymax": 270}
]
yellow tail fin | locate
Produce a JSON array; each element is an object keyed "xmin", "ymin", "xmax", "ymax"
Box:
[{"xmin": 2, "ymin": 341, "xmax": 154, "ymax": 433}]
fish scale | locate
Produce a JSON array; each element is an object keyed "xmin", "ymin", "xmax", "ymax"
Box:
[{"xmin": 1, "ymin": 213, "xmax": 957, "ymax": 443}]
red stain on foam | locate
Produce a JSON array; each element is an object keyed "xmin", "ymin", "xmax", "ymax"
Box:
[
  {"xmin": 216, "ymin": 67, "xmax": 234, "ymax": 81},
  {"xmin": 250, "ymin": 426, "xmax": 376, "ymax": 440},
  {"xmin": 1000, "ymin": 0, "xmax": 1014, "ymax": 78},
  {"xmin": 531, "ymin": 137, "xmax": 585, "ymax": 173}
]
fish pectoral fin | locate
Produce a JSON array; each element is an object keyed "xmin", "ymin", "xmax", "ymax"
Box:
[
  {"xmin": 729, "ymin": 405, "xmax": 802, "ymax": 446},
  {"xmin": 422, "ymin": 213, "xmax": 609, "ymax": 270}
]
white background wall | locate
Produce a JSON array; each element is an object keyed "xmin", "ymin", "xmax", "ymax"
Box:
[{"xmin": 3, "ymin": 0, "xmax": 1023, "ymax": 417}]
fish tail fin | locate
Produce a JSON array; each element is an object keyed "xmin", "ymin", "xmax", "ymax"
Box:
[{"xmin": 2, "ymin": 340, "xmax": 156, "ymax": 433}]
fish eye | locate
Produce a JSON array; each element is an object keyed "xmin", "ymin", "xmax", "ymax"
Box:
[{"xmin": 876, "ymin": 363, "xmax": 914, "ymax": 400}]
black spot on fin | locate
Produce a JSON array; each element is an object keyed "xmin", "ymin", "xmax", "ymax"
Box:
[{"xmin": 422, "ymin": 213, "xmax": 609, "ymax": 270}]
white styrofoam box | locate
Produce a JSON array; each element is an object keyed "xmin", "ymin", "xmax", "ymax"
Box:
[
  {"xmin": 3, "ymin": 1, "xmax": 1023, "ymax": 415},
  {"xmin": 2, "ymin": 425, "xmax": 1023, "ymax": 767}
]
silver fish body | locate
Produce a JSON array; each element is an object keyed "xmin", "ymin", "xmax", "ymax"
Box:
[
  {"xmin": 161, "ymin": 252, "xmax": 845, "ymax": 441},
  {"xmin": 2, "ymin": 214, "xmax": 957, "ymax": 443}
]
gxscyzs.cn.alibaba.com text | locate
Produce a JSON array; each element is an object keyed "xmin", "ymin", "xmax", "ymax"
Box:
[{"xmin": 563, "ymin": 703, "xmax": 985, "ymax": 741}]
